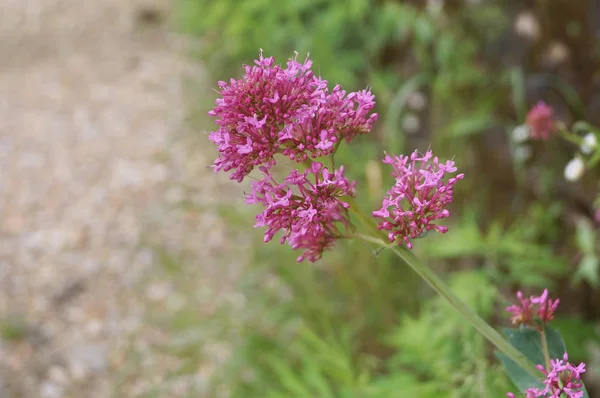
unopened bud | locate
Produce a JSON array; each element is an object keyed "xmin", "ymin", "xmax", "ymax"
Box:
[
  {"xmin": 564, "ymin": 157, "xmax": 585, "ymax": 182},
  {"xmin": 581, "ymin": 133, "xmax": 598, "ymax": 154},
  {"xmin": 511, "ymin": 125, "xmax": 530, "ymax": 144}
]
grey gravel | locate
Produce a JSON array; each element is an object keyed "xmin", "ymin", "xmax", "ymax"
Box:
[{"xmin": 0, "ymin": 0, "xmax": 247, "ymax": 397}]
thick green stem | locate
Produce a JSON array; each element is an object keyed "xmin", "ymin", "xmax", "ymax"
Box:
[
  {"xmin": 390, "ymin": 245, "xmax": 540, "ymax": 378},
  {"xmin": 346, "ymin": 197, "xmax": 540, "ymax": 378}
]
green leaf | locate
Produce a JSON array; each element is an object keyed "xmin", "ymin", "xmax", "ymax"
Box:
[
  {"xmin": 573, "ymin": 253, "xmax": 599, "ymax": 287},
  {"xmin": 447, "ymin": 113, "xmax": 493, "ymax": 137},
  {"xmin": 413, "ymin": 15, "xmax": 435, "ymax": 44},
  {"xmin": 551, "ymin": 316, "xmax": 600, "ymax": 360},
  {"xmin": 572, "ymin": 121, "xmax": 600, "ymax": 136},
  {"xmin": 575, "ymin": 218, "xmax": 596, "ymax": 254},
  {"xmin": 497, "ymin": 327, "xmax": 590, "ymax": 397},
  {"xmin": 382, "ymin": 73, "xmax": 427, "ymax": 154},
  {"xmin": 496, "ymin": 331, "xmax": 545, "ymax": 392}
]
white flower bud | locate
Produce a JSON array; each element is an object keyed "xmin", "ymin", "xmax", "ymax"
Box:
[
  {"xmin": 511, "ymin": 125, "xmax": 530, "ymax": 144},
  {"xmin": 514, "ymin": 11, "xmax": 541, "ymax": 41},
  {"xmin": 402, "ymin": 114, "xmax": 420, "ymax": 134},
  {"xmin": 580, "ymin": 133, "xmax": 598, "ymax": 155},
  {"xmin": 406, "ymin": 91, "xmax": 427, "ymax": 111},
  {"xmin": 564, "ymin": 157, "xmax": 585, "ymax": 182},
  {"xmin": 513, "ymin": 145, "xmax": 532, "ymax": 162}
]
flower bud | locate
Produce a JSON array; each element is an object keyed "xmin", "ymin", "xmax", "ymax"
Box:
[
  {"xmin": 580, "ymin": 133, "xmax": 598, "ymax": 154},
  {"xmin": 511, "ymin": 125, "xmax": 530, "ymax": 143},
  {"xmin": 564, "ymin": 157, "xmax": 585, "ymax": 182}
]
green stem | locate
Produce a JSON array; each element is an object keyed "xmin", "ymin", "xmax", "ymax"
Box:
[
  {"xmin": 346, "ymin": 198, "xmax": 540, "ymax": 378},
  {"xmin": 540, "ymin": 327, "xmax": 551, "ymax": 370},
  {"xmin": 558, "ymin": 128, "xmax": 582, "ymax": 146},
  {"xmin": 345, "ymin": 197, "xmax": 381, "ymax": 237},
  {"xmin": 390, "ymin": 244, "xmax": 540, "ymax": 378}
]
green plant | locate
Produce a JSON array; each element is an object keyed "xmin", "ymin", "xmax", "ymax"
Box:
[{"xmin": 169, "ymin": 1, "xmax": 600, "ymax": 397}]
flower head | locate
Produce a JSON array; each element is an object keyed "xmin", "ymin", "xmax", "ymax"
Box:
[
  {"xmin": 208, "ymin": 51, "xmax": 378, "ymax": 182},
  {"xmin": 506, "ymin": 291, "xmax": 534, "ymax": 326},
  {"xmin": 247, "ymin": 163, "xmax": 356, "ymax": 262},
  {"xmin": 209, "ymin": 51, "xmax": 325, "ymax": 181},
  {"xmin": 526, "ymin": 101, "xmax": 555, "ymax": 140},
  {"xmin": 531, "ymin": 289, "xmax": 560, "ymax": 323},
  {"xmin": 508, "ymin": 353, "xmax": 586, "ymax": 398},
  {"xmin": 280, "ymin": 86, "xmax": 378, "ymax": 162},
  {"xmin": 506, "ymin": 289, "xmax": 559, "ymax": 327},
  {"xmin": 372, "ymin": 149, "xmax": 464, "ymax": 248}
]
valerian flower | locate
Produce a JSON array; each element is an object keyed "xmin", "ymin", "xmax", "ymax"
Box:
[
  {"xmin": 526, "ymin": 101, "xmax": 555, "ymax": 140},
  {"xmin": 530, "ymin": 289, "xmax": 560, "ymax": 323},
  {"xmin": 208, "ymin": 51, "xmax": 377, "ymax": 182},
  {"xmin": 372, "ymin": 149, "xmax": 464, "ymax": 248},
  {"xmin": 280, "ymin": 85, "xmax": 378, "ymax": 162},
  {"xmin": 208, "ymin": 51, "xmax": 324, "ymax": 181},
  {"xmin": 506, "ymin": 289, "xmax": 559, "ymax": 327},
  {"xmin": 506, "ymin": 291, "xmax": 534, "ymax": 326},
  {"xmin": 507, "ymin": 353, "xmax": 586, "ymax": 398},
  {"xmin": 246, "ymin": 162, "xmax": 356, "ymax": 262}
]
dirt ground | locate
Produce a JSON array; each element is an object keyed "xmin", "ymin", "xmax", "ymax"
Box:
[{"xmin": 0, "ymin": 1, "xmax": 244, "ymax": 397}]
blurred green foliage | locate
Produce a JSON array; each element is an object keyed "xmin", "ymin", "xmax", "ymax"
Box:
[{"xmin": 166, "ymin": 0, "xmax": 600, "ymax": 397}]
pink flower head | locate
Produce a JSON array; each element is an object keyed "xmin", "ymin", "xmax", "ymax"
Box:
[
  {"xmin": 209, "ymin": 51, "xmax": 325, "ymax": 181},
  {"xmin": 506, "ymin": 289, "xmax": 559, "ymax": 327},
  {"xmin": 508, "ymin": 353, "xmax": 586, "ymax": 398},
  {"xmin": 506, "ymin": 291, "xmax": 534, "ymax": 326},
  {"xmin": 531, "ymin": 289, "xmax": 560, "ymax": 323},
  {"xmin": 372, "ymin": 149, "xmax": 464, "ymax": 248},
  {"xmin": 526, "ymin": 101, "xmax": 555, "ymax": 140},
  {"xmin": 208, "ymin": 51, "xmax": 378, "ymax": 182},
  {"xmin": 246, "ymin": 163, "xmax": 356, "ymax": 262},
  {"xmin": 280, "ymin": 85, "xmax": 378, "ymax": 162}
]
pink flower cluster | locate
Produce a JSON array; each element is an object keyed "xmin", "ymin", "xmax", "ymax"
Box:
[
  {"xmin": 208, "ymin": 51, "xmax": 377, "ymax": 182},
  {"xmin": 372, "ymin": 150, "xmax": 464, "ymax": 248},
  {"xmin": 506, "ymin": 289, "xmax": 560, "ymax": 327},
  {"xmin": 208, "ymin": 51, "xmax": 378, "ymax": 261},
  {"xmin": 526, "ymin": 101, "xmax": 555, "ymax": 141},
  {"xmin": 507, "ymin": 353, "xmax": 586, "ymax": 398},
  {"xmin": 246, "ymin": 163, "xmax": 356, "ymax": 262}
]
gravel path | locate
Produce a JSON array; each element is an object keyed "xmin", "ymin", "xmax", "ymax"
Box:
[{"xmin": 0, "ymin": 1, "xmax": 245, "ymax": 397}]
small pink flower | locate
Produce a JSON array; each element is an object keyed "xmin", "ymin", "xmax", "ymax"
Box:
[
  {"xmin": 508, "ymin": 353, "xmax": 586, "ymax": 398},
  {"xmin": 531, "ymin": 289, "xmax": 560, "ymax": 323},
  {"xmin": 372, "ymin": 149, "xmax": 464, "ymax": 248},
  {"xmin": 506, "ymin": 291, "xmax": 534, "ymax": 326},
  {"xmin": 507, "ymin": 353, "xmax": 586, "ymax": 397},
  {"xmin": 247, "ymin": 163, "xmax": 356, "ymax": 262},
  {"xmin": 506, "ymin": 289, "xmax": 559, "ymax": 327},
  {"xmin": 209, "ymin": 51, "xmax": 378, "ymax": 182},
  {"xmin": 526, "ymin": 101, "xmax": 555, "ymax": 140}
]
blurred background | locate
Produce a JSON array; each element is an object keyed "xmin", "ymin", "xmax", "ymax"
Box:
[{"xmin": 1, "ymin": 0, "xmax": 600, "ymax": 397}]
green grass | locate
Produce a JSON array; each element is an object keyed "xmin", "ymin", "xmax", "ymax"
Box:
[{"xmin": 150, "ymin": 1, "xmax": 600, "ymax": 396}]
